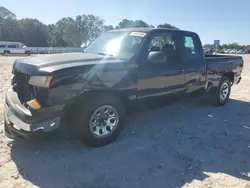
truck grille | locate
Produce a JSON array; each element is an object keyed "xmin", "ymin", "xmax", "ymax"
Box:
[{"xmin": 11, "ymin": 70, "xmax": 37, "ymax": 105}]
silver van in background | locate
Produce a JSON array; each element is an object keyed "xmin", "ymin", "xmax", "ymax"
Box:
[{"xmin": 0, "ymin": 42, "xmax": 31, "ymax": 55}]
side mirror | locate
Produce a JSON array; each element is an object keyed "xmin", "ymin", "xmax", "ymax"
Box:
[{"xmin": 147, "ymin": 51, "xmax": 166, "ymax": 64}]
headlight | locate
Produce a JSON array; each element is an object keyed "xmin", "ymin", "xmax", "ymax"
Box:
[{"xmin": 29, "ymin": 75, "xmax": 52, "ymax": 88}]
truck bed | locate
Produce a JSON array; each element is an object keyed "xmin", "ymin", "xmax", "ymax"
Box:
[
  {"xmin": 205, "ymin": 54, "xmax": 243, "ymax": 71},
  {"xmin": 205, "ymin": 54, "xmax": 243, "ymax": 60}
]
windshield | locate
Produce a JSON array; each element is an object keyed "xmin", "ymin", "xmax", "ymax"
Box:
[
  {"xmin": 85, "ymin": 31, "xmax": 147, "ymax": 60},
  {"xmin": 20, "ymin": 44, "xmax": 27, "ymax": 48}
]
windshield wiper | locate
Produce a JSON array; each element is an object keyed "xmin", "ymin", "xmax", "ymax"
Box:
[{"xmin": 96, "ymin": 52, "xmax": 113, "ymax": 56}]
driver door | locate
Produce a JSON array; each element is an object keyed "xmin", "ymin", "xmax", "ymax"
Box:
[
  {"xmin": 16, "ymin": 44, "xmax": 25, "ymax": 54},
  {"xmin": 137, "ymin": 30, "xmax": 185, "ymax": 104}
]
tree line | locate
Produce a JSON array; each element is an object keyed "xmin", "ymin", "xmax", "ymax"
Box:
[{"xmin": 0, "ymin": 6, "xmax": 178, "ymax": 47}]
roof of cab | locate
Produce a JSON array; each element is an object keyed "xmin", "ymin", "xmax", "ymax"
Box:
[{"xmin": 108, "ymin": 28, "xmax": 195, "ymax": 34}]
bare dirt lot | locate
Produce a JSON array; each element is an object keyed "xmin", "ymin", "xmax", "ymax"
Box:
[{"xmin": 0, "ymin": 55, "xmax": 250, "ymax": 188}]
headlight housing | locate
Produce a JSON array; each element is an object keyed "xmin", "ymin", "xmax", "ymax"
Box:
[{"xmin": 29, "ymin": 75, "xmax": 52, "ymax": 88}]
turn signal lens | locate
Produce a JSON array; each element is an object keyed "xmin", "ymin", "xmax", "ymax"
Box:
[
  {"xmin": 26, "ymin": 99, "xmax": 41, "ymax": 110},
  {"xmin": 45, "ymin": 76, "xmax": 53, "ymax": 87}
]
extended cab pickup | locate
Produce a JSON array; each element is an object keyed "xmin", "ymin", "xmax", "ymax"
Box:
[{"xmin": 4, "ymin": 28, "xmax": 243, "ymax": 147}]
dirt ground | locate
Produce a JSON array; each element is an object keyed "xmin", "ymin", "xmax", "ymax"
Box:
[{"xmin": 0, "ymin": 55, "xmax": 250, "ymax": 188}]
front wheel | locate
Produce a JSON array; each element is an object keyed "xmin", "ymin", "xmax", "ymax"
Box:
[
  {"xmin": 214, "ymin": 76, "xmax": 231, "ymax": 106},
  {"xmin": 25, "ymin": 51, "xmax": 31, "ymax": 56},
  {"xmin": 72, "ymin": 94, "xmax": 126, "ymax": 147}
]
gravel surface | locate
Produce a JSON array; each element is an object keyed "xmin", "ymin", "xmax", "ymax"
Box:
[{"xmin": 0, "ymin": 55, "xmax": 250, "ymax": 188}]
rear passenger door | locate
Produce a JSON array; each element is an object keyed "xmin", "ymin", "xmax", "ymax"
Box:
[{"xmin": 181, "ymin": 33, "xmax": 206, "ymax": 95}]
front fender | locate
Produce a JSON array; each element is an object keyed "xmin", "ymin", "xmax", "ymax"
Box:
[{"xmin": 48, "ymin": 62, "xmax": 138, "ymax": 107}]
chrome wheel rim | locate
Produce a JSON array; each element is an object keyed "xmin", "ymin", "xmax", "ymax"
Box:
[
  {"xmin": 89, "ymin": 105, "xmax": 119, "ymax": 138},
  {"xmin": 219, "ymin": 82, "xmax": 229, "ymax": 101}
]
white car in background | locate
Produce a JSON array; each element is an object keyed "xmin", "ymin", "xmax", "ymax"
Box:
[
  {"xmin": 236, "ymin": 49, "xmax": 243, "ymax": 54},
  {"xmin": 0, "ymin": 42, "xmax": 31, "ymax": 55},
  {"xmin": 229, "ymin": 49, "xmax": 237, "ymax": 54}
]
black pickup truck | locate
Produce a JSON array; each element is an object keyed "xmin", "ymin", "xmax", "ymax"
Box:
[{"xmin": 4, "ymin": 28, "xmax": 243, "ymax": 147}]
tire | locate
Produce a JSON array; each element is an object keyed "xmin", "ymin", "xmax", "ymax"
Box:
[
  {"xmin": 25, "ymin": 51, "xmax": 31, "ymax": 56},
  {"xmin": 71, "ymin": 93, "xmax": 126, "ymax": 147},
  {"xmin": 3, "ymin": 51, "xmax": 10, "ymax": 56},
  {"xmin": 213, "ymin": 76, "xmax": 231, "ymax": 106}
]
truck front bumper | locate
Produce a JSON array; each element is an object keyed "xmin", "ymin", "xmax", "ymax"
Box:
[{"xmin": 3, "ymin": 87, "xmax": 62, "ymax": 140}]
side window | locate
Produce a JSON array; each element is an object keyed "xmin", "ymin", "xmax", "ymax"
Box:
[
  {"xmin": 149, "ymin": 32, "xmax": 180, "ymax": 62},
  {"xmin": 183, "ymin": 35, "xmax": 199, "ymax": 59},
  {"xmin": 0, "ymin": 45, "xmax": 6, "ymax": 48},
  {"xmin": 149, "ymin": 33, "xmax": 174, "ymax": 52},
  {"xmin": 7, "ymin": 44, "xmax": 18, "ymax": 48}
]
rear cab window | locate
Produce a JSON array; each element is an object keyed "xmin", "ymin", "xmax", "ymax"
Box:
[{"xmin": 181, "ymin": 32, "xmax": 203, "ymax": 61}]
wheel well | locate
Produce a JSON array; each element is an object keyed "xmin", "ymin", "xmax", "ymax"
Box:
[
  {"xmin": 64, "ymin": 90, "xmax": 129, "ymax": 116},
  {"xmin": 4, "ymin": 50, "xmax": 10, "ymax": 53},
  {"xmin": 223, "ymin": 72, "xmax": 234, "ymax": 83}
]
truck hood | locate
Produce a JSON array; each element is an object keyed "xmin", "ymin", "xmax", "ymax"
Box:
[{"xmin": 13, "ymin": 53, "xmax": 125, "ymax": 75}]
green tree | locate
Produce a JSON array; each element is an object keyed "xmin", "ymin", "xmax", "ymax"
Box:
[
  {"xmin": 116, "ymin": 19, "xmax": 135, "ymax": 28},
  {"xmin": 53, "ymin": 17, "xmax": 82, "ymax": 47},
  {"xmin": 103, "ymin": 25, "xmax": 114, "ymax": 32},
  {"xmin": 75, "ymin": 15, "xmax": 88, "ymax": 43},
  {"xmin": 116, "ymin": 20, "xmax": 178, "ymax": 30},
  {"xmin": 18, "ymin": 18, "xmax": 49, "ymax": 47},
  {"xmin": 0, "ymin": 19, "xmax": 21, "ymax": 41},
  {"xmin": 75, "ymin": 14, "xmax": 104, "ymax": 45},
  {"xmin": 0, "ymin": 6, "xmax": 16, "ymax": 19},
  {"xmin": 49, "ymin": 17, "xmax": 81, "ymax": 47},
  {"xmin": 157, "ymin": 23, "xmax": 179, "ymax": 29},
  {"xmin": 203, "ymin": 44, "xmax": 213, "ymax": 49},
  {"xmin": 49, "ymin": 27, "xmax": 66, "ymax": 47},
  {"xmin": 0, "ymin": 6, "xmax": 18, "ymax": 41},
  {"xmin": 116, "ymin": 19, "xmax": 151, "ymax": 28},
  {"xmin": 133, "ymin": 20, "xmax": 150, "ymax": 28},
  {"xmin": 228, "ymin": 42, "xmax": 241, "ymax": 50}
]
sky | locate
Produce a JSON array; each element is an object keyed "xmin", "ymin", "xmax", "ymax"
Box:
[{"xmin": 1, "ymin": 0, "xmax": 250, "ymax": 45}]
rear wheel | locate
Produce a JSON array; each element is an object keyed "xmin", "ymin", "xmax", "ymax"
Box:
[
  {"xmin": 3, "ymin": 51, "xmax": 10, "ymax": 56},
  {"xmin": 71, "ymin": 93, "xmax": 126, "ymax": 147},
  {"xmin": 213, "ymin": 76, "xmax": 231, "ymax": 106}
]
